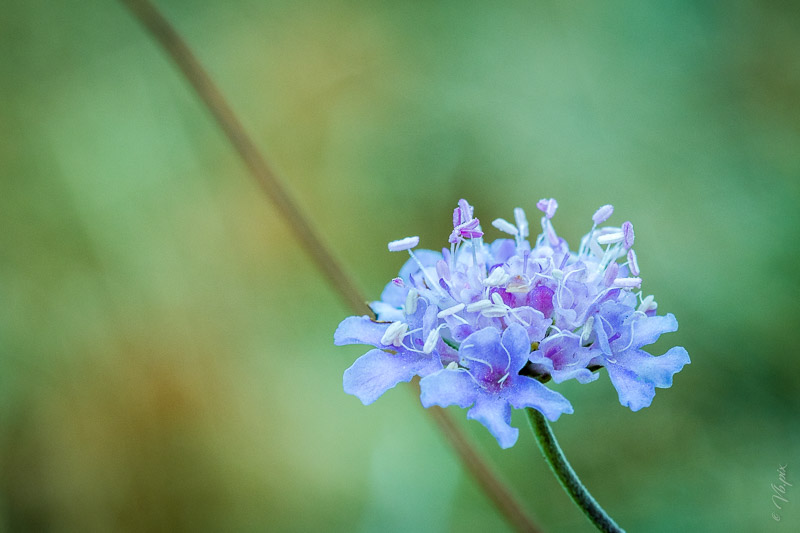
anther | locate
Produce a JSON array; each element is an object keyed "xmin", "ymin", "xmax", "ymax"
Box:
[
  {"xmin": 423, "ymin": 325, "xmax": 443, "ymax": 354},
  {"xmin": 627, "ymin": 249, "xmax": 640, "ymax": 276},
  {"xmin": 592, "ymin": 204, "xmax": 614, "ymax": 225},
  {"xmin": 536, "ymin": 198, "xmax": 558, "ymax": 219},
  {"xmin": 405, "ymin": 288, "xmax": 419, "ymax": 315},
  {"xmin": 589, "ymin": 238, "xmax": 605, "ymax": 259},
  {"xmin": 603, "ymin": 262, "xmax": 619, "ymax": 287},
  {"xmin": 622, "ymin": 221, "xmax": 635, "ymax": 249},
  {"xmin": 492, "ymin": 218, "xmax": 519, "ymax": 236},
  {"xmin": 435, "ymin": 260, "xmax": 451, "ymax": 281},
  {"xmin": 466, "ymin": 299, "xmax": 493, "ymax": 312},
  {"xmin": 637, "ymin": 294, "xmax": 656, "ymax": 313},
  {"xmin": 481, "ymin": 305, "xmax": 509, "ymax": 318},
  {"xmin": 514, "ymin": 207, "xmax": 529, "ymax": 238},
  {"xmin": 380, "ymin": 321, "xmax": 408, "ymax": 347},
  {"xmin": 581, "ymin": 316, "xmax": 595, "ymax": 345},
  {"xmin": 542, "ymin": 218, "xmax": 559, "ymax": 246},
  {"xmin": 483, "ymin": 266, "xmax": 510, "ymax": 287},
  {"xmin": 597, "ymin": 232, "xmax": 624, "ymax": 245},
  {"xmin": 613, "ymin": 277, "xmax": 642, "ymax": 289},
  {"xmin": 437, "ymin": 303, "xmax": 465, "ymax": 318},
  {"xmin": 388, "ymin": 236, "xmax": 420, "ymax": 252}
]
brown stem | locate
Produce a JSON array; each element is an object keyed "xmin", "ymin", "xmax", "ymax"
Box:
[
  {"xmin": 119, "ymin": 0, "xmax": 369, "ymax": 317},
  {"xmin": 424, "ymin": 398, "xmax": 542, "ymax": 533},
  {"xmin": 118, "ymin": 1, "xmax": 542, "ymax": 531}
]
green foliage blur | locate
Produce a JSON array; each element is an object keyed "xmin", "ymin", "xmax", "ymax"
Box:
[{"xmin": 1, "ymin": 1, "xmax": 798, "ymax": 531}]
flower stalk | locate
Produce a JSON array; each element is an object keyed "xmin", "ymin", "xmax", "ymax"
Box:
[{"xmin": 526, "ymin": 408, "xmax": 624, "ymax": 533}]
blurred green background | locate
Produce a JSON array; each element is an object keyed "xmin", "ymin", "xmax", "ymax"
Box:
[{"xmin": 1, "ymin": 1, "xmax": 798, "ymax": 531}]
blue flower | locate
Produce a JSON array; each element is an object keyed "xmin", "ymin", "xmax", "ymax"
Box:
[
  {"xmin": 590, "ymin": 294, "xmax": 690, "ymax": 411},
  {"xmin": 420, "ymin": 324, "xmax": 573, "ymax": 449},
  {"xmin": 335, "ymin": 198, "xmax": 689, "ymax": 446}
]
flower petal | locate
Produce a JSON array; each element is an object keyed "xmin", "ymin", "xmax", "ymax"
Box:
[
  {"xmin": 344, "ymin": 349, "xmax": 442, "ymax": 405},
  {"xmin": 537, "ymin": 332, "xmax": 580, "ymax": 369},
  {"xmin": 379, "ymin": 280, "xmax": 407, "ymax": 308},
  {"xmin": 369, "ymin": 301, "xmax": 404, "ymax": 322},
  {"xmin": 631, "ymin": 313, "xmax": 679, "ymax": 348},
  {"xmin": 504, "ymin": 376, "xmax": 574, "ymax": 421},
  {"xmin": 594, "ymin": 313, "xmax": 612, "ymax": 355},
  {"xmin": 512, "ymin": 306, "xmax": 549, "ymax": 343},
  {"xmin": 334, "ymin": 316, "xmax": 389, "ymax": 347},
  {"xmin": 467, "ymin": 397, "xmax": 519, "ymax": 449},
  {"xmin": 527, "ymin": 285, "xmax": 555, "ymax": 318},
  {"xmin": 550, "ymin": 367, "xmax": 599, "ymax": 384},
  {"xmin": 459, "ymin": 327, "xmax": 507, "ymax": 382},
  {"xmin": 421, "ymin": 301, "xmax": 438, "ymax": 336},
  {"xmin": 536, "ymin": 333, "xmax": 597, "ymax": 384},
  {"xmin": 619, "ymin": 346, "xmax": 690, "ymax": 388},
  {"xmin": 419, "ymin": 369, "xmax": 478, "ymax": 409},
  {"xmin": 489, "ymin": 238, "xmax": 518, "ymax": 264},
  {"xmin": 605, "ymin": 363, "xmax": 656, "ymax": 411},
  {"xmin": 501, "ymin": 324, "xmax": 532, "ymax": 373}
]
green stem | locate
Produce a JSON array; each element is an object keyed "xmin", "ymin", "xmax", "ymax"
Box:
[{"xmin": 526, "ymin": 409, "xmax": 625, "ymax": 533}]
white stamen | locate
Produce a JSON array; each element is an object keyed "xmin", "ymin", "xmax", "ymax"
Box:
[
  {"xmin": 491, "ymin": 292, "xmax": 505, "ymax": 305},
  {"xmin": 597, "ymin": 232, "xmax": 624, "ymax": 245},
  {"xmin": 613, "ymin": 277, "xmax": 642, "ymax": 289},
  {"xmin": 581, "ymin": 316, "xmax": 595, "ymax": 345},
  {"xmin": 483, "ymin": 266, "xmax": 510, "ymax": 287},
  {"xmin": 437, "ymin": 303, "xmax": 465, "ymax": 318},
  {"xmin": 423, "ymin": 326, "xmax": 443, "ymax": 354},
  {"xmin": 589, "ymin": 238, "xmax": 605, "ymax": 259},
  {"xmin": 543, "ymin": 218, "xmax": 559, "ymax": 246},
  {"xmin": 551, "ymin": 268, "xmax": 564, "ymax": 281},
  {"xmin": 492, "ymin": 218, "xmax": 519, "ymax": 235},
  {"xmin": 481, "ymin": 305, "xmax": 509, "ymax": 318},
  {"xmin": 405, "ymin": 288, "xmax": 419, "ymax": 315},
  {"xmin": 380, "ymin": 321, "xmax": 408, "ymax": 347},
  {"xmin": 627, "ymin": 249, "xmax": 640, "ymax": 276},
  {"xmin": 637, "ymin": 294, "xmax": 656, "ymax": 313},
  {"xmin": 537, "ymin": 198, "xmax": 558, "ymax": 219},
  {"xmin": 514, "ymin": 207, "xmax": 529, "ymax": 238},
  {"xmin": 445, "ymin": 361, "xmax": 459, "ymax": 370},
  {"xmin": 388, "ymin": 236, "xmax": 420, "ymax": 252},
  {"xmin": 466, "ymin": 299, "xmax": 493, "ymax": 312},
  {"xmin": 603, "ymin": 262, "xmax": 620, "ymax": 287},
  {"xmin": 592, "ymin": 204, "xmax": 614, "ymax": 225}
]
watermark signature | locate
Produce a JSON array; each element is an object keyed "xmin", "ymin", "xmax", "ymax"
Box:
[{"xmin": 771, "ymin": 464, "xmax": 792, "ymax": 522}]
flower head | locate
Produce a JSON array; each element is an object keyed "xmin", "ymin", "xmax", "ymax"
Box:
[{"xmin": 335, "ymin": 198, "xmax": 689, "ymax": 447}]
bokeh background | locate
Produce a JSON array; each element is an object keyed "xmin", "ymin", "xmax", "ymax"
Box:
[{"xmin": 1, "ymin": 1, "xmax": 798, "ymax": 531}]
